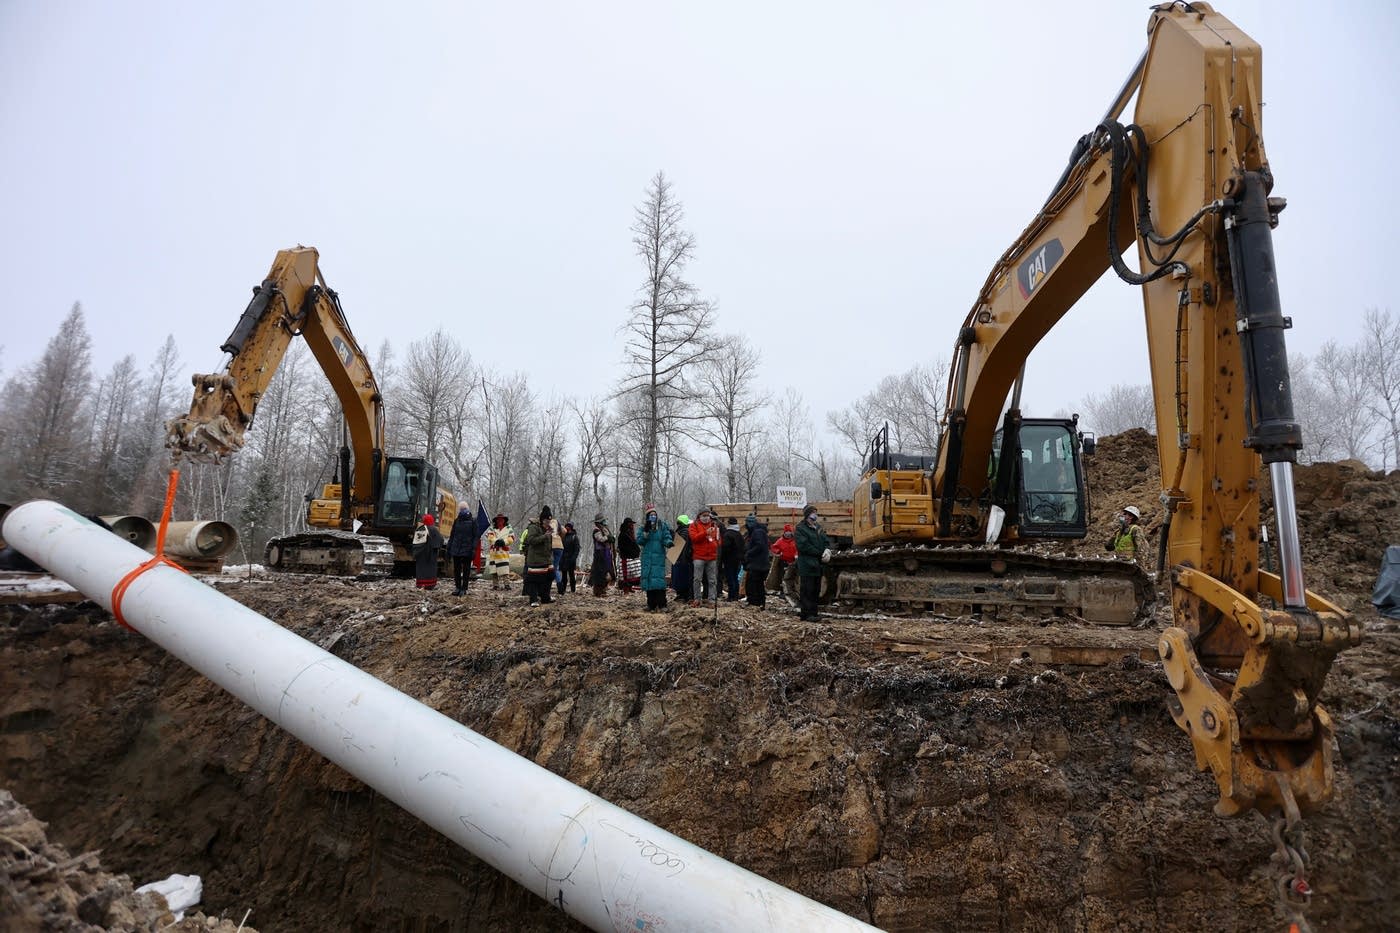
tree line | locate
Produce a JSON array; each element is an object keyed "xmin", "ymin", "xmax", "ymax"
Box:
[
  {"xmin": 3, "ymin": 172, "xmax": 1387, "ymax": 565},
  {"xmin": 1079, "ymin": 308, "xmax": 1399, "ymax": 470},
  {"xmin": 0, "ymin": 173, "xmax": 945, "ymax": 560}
]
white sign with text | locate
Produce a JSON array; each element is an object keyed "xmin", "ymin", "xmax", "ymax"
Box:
[{"xmin": 775, "ymin": 486, "xmax": 807, "ymax": 509}]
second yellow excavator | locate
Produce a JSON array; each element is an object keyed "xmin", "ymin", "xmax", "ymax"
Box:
[
  {"xmin": 167, "ymin": 247, "xmax": 456, "ymax": 575},
  {"xmin": 828, "ymin": 1, "xmax": 1360, "ymax": 824}
]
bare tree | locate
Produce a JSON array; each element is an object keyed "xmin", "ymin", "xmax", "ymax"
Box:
[
  {"xmin": 1314, "ymin": 340, "xmax": 1375, "ymax": 462},
  {"xmin": 770, "ymin": 388, "xmax": 814, "ymax": 486},
  {"xmin": 826, "ymin": 359, "xmax": 948, "ymax": 461},
  {"xmin": 398, "ymin": 327, "xmax": 474, "ymax": 464},
  {"xmin": 616, "ymin": 171, "xmax": 715, "ymax": 506},
  {"xmin": 0, "ymin": 303, "xmax": 94, "ymax": 501},
  {"xmin": 1361, "ymin": 308, "xmax": 1400, "ymax": 469},
  {"xmin": 127, "ymin": 334, "xmax": 183, "ymax": 515},
  {"xmin": 480, "ymin": 370, "xmax": 535, "ymax": 519},
  {"xmin": 1080, "ymin": 383, "xmax": 1156, "ymax": 436},
  {"xmin": 695, "ymin": 334, "xmax": 769, "ymax": 500},
  {"xmin": 573, "ymin": 397, "xmax": 613, "ymax": 517},
  {"xmin": 86, "ymin": 354, "xmax": 142, "ymax": 509}
]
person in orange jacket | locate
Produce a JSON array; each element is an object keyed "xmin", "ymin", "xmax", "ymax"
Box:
[{"xmin": 688, "ymin": 508, "xmax": 721, "ymax": 605}]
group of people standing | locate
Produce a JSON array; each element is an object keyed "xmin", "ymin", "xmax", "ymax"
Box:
[{"xmin": 411, "ymin": 502, "xmax": 833, "ymax": 620}]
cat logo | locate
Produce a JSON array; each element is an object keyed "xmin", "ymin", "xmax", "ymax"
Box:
[
  {"xmin": 1017, "ymin": 238, "xmax": 1064, "ymax": 298},
  {"xmin": 332, "ymin": 335, "xmax": 353, "ymax": 369}
]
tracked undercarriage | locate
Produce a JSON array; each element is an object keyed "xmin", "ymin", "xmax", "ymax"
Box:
[
  {"xmin": 264, "ymin": 530, "xmax": 395, "ymax": 578},
  {"xmin": 828, "ymin": 544, "xmax": 1152, "ymax": 624}
]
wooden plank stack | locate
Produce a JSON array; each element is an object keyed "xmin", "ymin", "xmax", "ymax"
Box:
[{"xmin": 706, "ymin": 501, "xmax": 854, "ymax": 541}]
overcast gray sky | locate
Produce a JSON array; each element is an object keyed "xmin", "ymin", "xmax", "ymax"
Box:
[{"xmin": 2, "ymin": 1, "xmax": 1396, "ymax": 441}]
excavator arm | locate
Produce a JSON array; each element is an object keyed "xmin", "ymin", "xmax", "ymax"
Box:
[
  {"xmin": 167, "ymin": 247, "xmax": 386, "ymax": 509},
  {"xmin": 933, "ymin": 2, "xmax": 1359, "ymax": 817}
]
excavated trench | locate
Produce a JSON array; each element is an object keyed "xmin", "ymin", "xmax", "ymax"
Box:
[{"xmin": 3, "ymin": 432, "xmax": 1399, "ymax": 931}]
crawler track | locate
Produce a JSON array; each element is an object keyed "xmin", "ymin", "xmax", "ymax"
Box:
[
  {"xmin": 828, "ymin": 543, "xmax": 1152, "ymax": 624},
  {"xmin": 264, "ymin": 530, "xmax": 395, "ymax": 577}
]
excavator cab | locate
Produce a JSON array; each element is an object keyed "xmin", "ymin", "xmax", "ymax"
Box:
[
  {"xmin": 376, "ymin": 458, "xmax": 439, "ymax": 529},
  {"xmin": 989, "ymin": 418, "xmax": 1089, "ymax": 539}
]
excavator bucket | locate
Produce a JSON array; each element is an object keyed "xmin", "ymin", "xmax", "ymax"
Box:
[{"xmin": 166, "ymin": 373, "xmax": 248, "ymax": 463}]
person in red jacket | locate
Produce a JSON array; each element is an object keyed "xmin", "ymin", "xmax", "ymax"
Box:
[
  {"xmin": 688, "ymin": 508, "xmax": 721, "ymax": 606},
  {"xmin": 768, "ymin": 523, "xmax": 797, "ymax": 598}
]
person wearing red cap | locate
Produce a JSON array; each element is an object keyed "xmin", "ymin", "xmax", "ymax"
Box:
[
  {"xmin": 768, "ymin": 523, "xmax": 797, "ymax": 597},
  {"xmin": 412, "ymin": 513, "xmax": 444, "ymax": 590}
]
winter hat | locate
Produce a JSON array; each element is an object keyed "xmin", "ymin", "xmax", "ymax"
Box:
[
  {"xmin": 594, "ymin": 512, "xmax": 606, "ymax": 523},
  {"xmin": 565, "ymin": 521, "xmax": 574, "ymax": 530},
  {"xmin": 727, "ymin": 517, "xmax": 739, "ymax": 527},
  {"xmin": 782, "ymin": 523, "xmax": 794, "ymax": 534},
  {"xmin": 745, "ymin": 514, "xmax": 757, "ymax": 529},
  {"xmin": 676, "ymin": 514, "xmax": 690, "ymax": 525},
  {"xmin": 643, "ymin": 502, "xmax": 657, "ymax": 514},
  {"xmin": 802, "ymin": 505, "xmax": 818, "ymax": 519},
  {"xmin": 540, "ymin": 505, "xmax": 553, "ymax": 521},
  {"xmin": 422, "ymin": 514, "xmax": 435, "ymax": 525}
]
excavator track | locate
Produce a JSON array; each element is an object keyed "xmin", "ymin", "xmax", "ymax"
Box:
[
  {"xmin": 828, "ymin": 543, "xmax": 1152, "ymax": 624},
  {"xmin": 264, "ymin": 530, "xmax": 395, "ymax": 578}
]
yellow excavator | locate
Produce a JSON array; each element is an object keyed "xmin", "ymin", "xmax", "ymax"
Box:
[
  {"xmin": 835, "ymin": 1, "xmax": 1361, "ymax": 826},
  {"xmin": 167, "ymin": 247, "xmax": 455, "ymax": 575}
]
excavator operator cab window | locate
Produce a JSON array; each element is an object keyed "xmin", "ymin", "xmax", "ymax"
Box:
[
  {"xmin": 379, "ymin": 460, "xmax": 420, "ymax": 525},
  {"xmin": 1016, "ymin": 422, "xmax": 1085, "ymax": 536}
]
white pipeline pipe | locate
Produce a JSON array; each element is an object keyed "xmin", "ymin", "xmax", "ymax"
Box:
[
  {"xmin": 2, "ymin": 502, "xmax": 879, "ymax": 933},
  {"xmin": 161, "ymin": 520, "xmax": 238, "ymax": 559}
]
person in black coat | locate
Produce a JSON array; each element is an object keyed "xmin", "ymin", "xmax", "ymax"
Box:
[
  {"xmin": 743, "ymin": 514, "xmax": 770, "ymax": 607},
  {"xmin": 412, "ymin": 514, "xmax": 445, "ymax": 590},
  {"xmin": 720, "ymin": 517, "xmax": 745, "ymax": 601},
  {"xmin": 559, "ymin": 522, "xmax": 581, "ymax": 594},
  {"xmin": 617, "ymin": 517, "xmax": 641, "ymax": 593},
  {"xmin": 446, "ymin": 505, "xmax": 476, "ymax": 595}
]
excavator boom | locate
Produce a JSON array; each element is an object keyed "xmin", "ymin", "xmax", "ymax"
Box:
[
  {"xmin": 167, "ymin": 247, "xmax": 455, "ymax": 575},
  {"xmin": 845, "ymin": 2, "xmax": 1360, "ymax": 819}
]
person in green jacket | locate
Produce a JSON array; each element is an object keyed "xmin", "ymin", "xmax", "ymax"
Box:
[
  {"xmin": 522, "ymin": 506, "xmax": 557, "ymax": 606},
  {"xmin": 794, "ymin": 504, "xmax": 831, "ymax": 621}
]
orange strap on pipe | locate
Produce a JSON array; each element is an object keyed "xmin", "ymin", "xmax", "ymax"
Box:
[{"xmin": 111, "ymin": 469, "xmax": 188, "ymax": 631}]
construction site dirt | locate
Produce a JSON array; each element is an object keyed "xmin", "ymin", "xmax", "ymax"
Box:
[{"xmin": 3, "ymin": 430, "xmax": 1398, "ymax": 931}]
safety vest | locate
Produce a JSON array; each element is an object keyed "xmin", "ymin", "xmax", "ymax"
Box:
[{"xmin": 1113, "ymin": 524, "xmax": 1144, "ymax": 558}]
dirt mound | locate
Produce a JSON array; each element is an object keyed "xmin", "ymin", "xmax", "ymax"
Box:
[
  {"xmin": 1, "ymin": 433, "xmax": 1397, "ymax": 931},
  {"xmin": 0, "ymin": 788, "xmax": 253, "ymax": 931},
  {"xmin": 1084, "ymin": 428, "xmax": 1400, "ymax": 610}
]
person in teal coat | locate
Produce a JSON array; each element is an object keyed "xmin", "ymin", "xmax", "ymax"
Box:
[{"xmin": 637, "ymin": 504, "xmax": 674, "ymax": 612}]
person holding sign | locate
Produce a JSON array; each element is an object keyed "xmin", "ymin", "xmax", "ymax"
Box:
[{"xmin": 794, "ymin": 504, "xmax": 831, "ymax": 621}]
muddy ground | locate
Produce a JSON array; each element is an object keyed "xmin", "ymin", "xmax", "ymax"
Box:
[{"xmin": 3, "ymin": 432, "xmax": 1398, "ymax": 931}]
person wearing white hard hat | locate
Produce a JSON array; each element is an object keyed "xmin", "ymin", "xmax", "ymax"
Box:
[{"xmin": 1106, "ymin": 505, "xmax": 1147, "ymax": 569}]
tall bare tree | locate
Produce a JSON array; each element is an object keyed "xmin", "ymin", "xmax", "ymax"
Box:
[
  {"xmin": 1361, "ymin": 308, "xmax": 1400, "ymax": 469},
  {"xmin": 1314, "ymin": 340, "xmax": 1375, "ymax": 462},
  {"xmin": 398, "ymin": 327, "xmax": 474, "ymax": 464},
  {"xmin": 696, "ymin": 334, "xmax": 769, "ymax": 501},
  {"xmin": 616, "ymin": 171, "xmax": 715, "ymax": 506},
  {"xmin": 481, "ymin": 371, "xmax": 535, "ymax": 519},
  {"xmin": 0, "ymin": 303, "xmax": 94, "ymax": 501},
  {"xmin": 86, "ymin": 354, "xmax": 142, "ymax": 509},
  {"xmin": 573, "ymin": 397, "xmax": 613, "ymax": 517},
  {"xmin": 770, "ymin": 388, "xmax": 814, "ymax": 486},
  {"xmin": 127, "ymin": 334, "xmax": 183, "ymax": 515}
]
